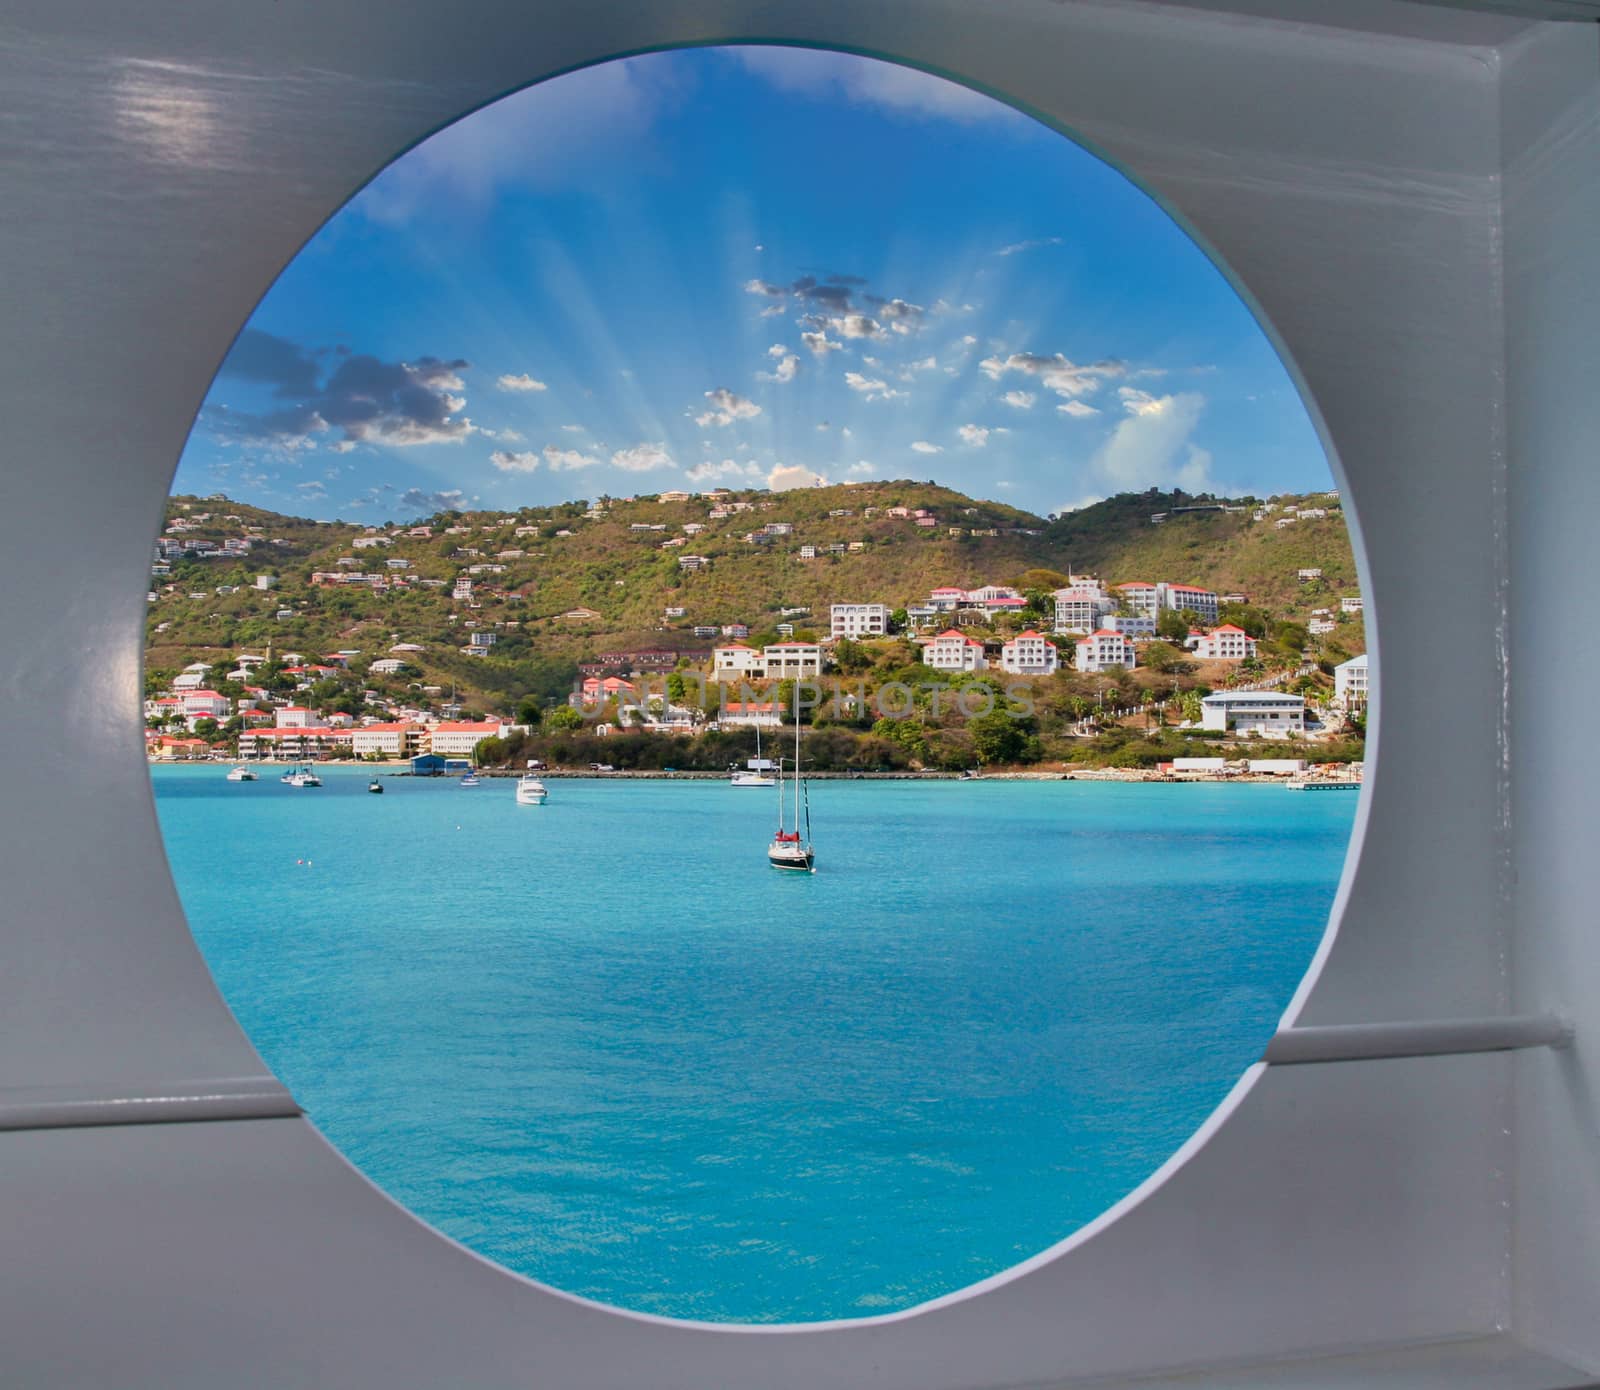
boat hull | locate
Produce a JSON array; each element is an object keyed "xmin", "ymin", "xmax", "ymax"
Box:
[{"xmin": 768, "ymin": 844, "xmax": 814, "ymax": 871}]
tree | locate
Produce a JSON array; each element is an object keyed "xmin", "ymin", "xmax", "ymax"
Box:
[
  {"xmin": 1156, "ymin": 607, "xmax": 1190, "ymax": 642},
  {"xmin": 1140, "ymin": 642, "xmax": 1195, "ymax": 675},
  {"xmin": 969, "ymin": 708, "xmax": 1031, "ymax": 766},
  {"xmin": 545, "ymin": 704, "xmax": 583, "ymax": 731},
  {"xmin": 515, "ymin": 698, "xmax": 543, "ymax": 727},
  {"xmin": 833, "ymin": 638, "xmax": 871, "ymax": 673}
]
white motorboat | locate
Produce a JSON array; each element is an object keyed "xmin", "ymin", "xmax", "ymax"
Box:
[
  {"xmin": 767, "ymin": 704, "xmax": 814, "ymax": 872},
  {"xmin": 459, "ymin": 771, "xmax": 480, "ymax": 787},
  {"xmin": 225, "ymin": 766, "xmax": 256, "ymax": 782},
  {"xmin": 515, "ymin": 774, "xmax": 548, "ymax": 805}
]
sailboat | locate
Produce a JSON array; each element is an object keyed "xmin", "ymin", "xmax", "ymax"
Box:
[
  {"xmin": 767, "ymin": 700, "xmax": 814, "ymax": 872},
  {"xmin": 730, "ymin": 719, "xmax": 777, "ymax": 788}
]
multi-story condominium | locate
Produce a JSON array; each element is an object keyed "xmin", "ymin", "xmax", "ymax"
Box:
[
  {"xmin": 453, "ymin": 578, "xmax": 472, "ymax": 600},
  {"xmin": 922, "ymin": 629, "xmax": 987, "ymax": 672},
  {"xmin": 275, "ymin": 706, "xmax": 320, "ymax": 728},
  {"xmin": 677, "ymin": 554, "xmax": 710, "ymax": 571},
  {"xmin": 1308, "ymin": 617, "xmax": 1337, "ymax": 635},
  {"xmin": 350, "ymin": 722, "xmax": 427, "ymax": 759},
  {"xmin": 999, "ymin": 631, "xmax": 1059, "ymax": 675},
  {"xmin": 967, "ymin": 585, "xmax": 1021, "ymax": 604},
  {"xmin": 1113, "ymin": 581, "xmax": 1219, "ymax": 625},
  {"xmin": 712, "ymin": 643, "xmax": 765, "ymax": 682},
  {"xmin": 905, "ymin": 604, "xmax": 940, "ymax": 628},
  {"xmin": 428, "ymin": 721, "xmax": 508, "ymax": 757},
  {"xmin": 468, "ymin": 631, "xmax": 496, "ymax": 649},
  {"xmin": 929, "ymin": 586, "xmax": 968, "ymax": 612},
  {"xmin": 1075, "ymin": 629, "xmax": 1139, "ymax": 672},
  {"xmin": 720, "ymin": 623, "xmax": 749, "ymax": 639},
  {"xmin": 1053, "ymin": 584, "xmax": 1115, "ymax": 634},
  {"xmin": 1200, "ymin": 691, "xmax": 1306, "ymax": 735},
  {"xmin": 1161, "ymin": 584, "xmax": 1220, "ymax": 624},
  {"xmin": 1335, "ymin": 652, "xmax": 1370, "ymax": 712},
  {"xmin": 1298, "ymin": 567, "xmax": 1323, "ymax": 581},
  {"xmin": 1340, "ymin": 595, "xmax": 1364, "ymax": 613},
  {"xmin": 763, "ymin": 641, "xmax": 824, "ymax": 678},
  {"xmin": 179, "ymin": 690, "xmax": 230, "ymax": 720},
  {"xmin": 1189, "ymin": 624, "xmax": 1258, "ymax": 660},
  {"xmin": 831, "ymin": 603, "xmax": 890, "ymax": 638}
]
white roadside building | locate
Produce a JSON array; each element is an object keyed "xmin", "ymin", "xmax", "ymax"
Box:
[
  {"xmin": 922, "ymin": 628, "xmax": 987, "ymax": 672},
  {"xmin": 1075, "ymin": 630, "xmax": 1138, "ymax": 672},
  {"xmin": 1200, "ymin": 691, "xmax": 1306, "ymax": 735},
  {"xmin": 999, "ymin": 630, "xmax": 1060, "ymax": 676},
  {"xmin": 1335, "ymin": 652, "xmax": 1371, "ymax": 713}
]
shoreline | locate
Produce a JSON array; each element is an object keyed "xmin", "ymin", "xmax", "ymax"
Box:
[{"xmin": 150, "ymin": 760, "xmax": 1360, "ymax": 785}]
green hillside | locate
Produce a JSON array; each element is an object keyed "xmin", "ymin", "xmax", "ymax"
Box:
[{"xmin": 146, "ymin": 482, "xmax": 1364, "ymax": 715}]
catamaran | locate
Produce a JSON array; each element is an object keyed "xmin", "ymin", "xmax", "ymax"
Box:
[
  {"xmin": 281, "ymin": 765, "xmax": 322, "ymax": 787},
  {"xmin": 730, "ymin": 721, "xmax": 777, "ymax": 788},
  {"xmin": 225, "ymin": 765, "xmax": 257, "ymax": 782},
  {"xmin": 768, "ymin": 703, "xmax": 814, "ymax": 872}
]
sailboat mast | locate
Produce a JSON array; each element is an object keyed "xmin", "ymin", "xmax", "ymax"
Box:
[{"xmin": 793, "ymin": 693, "xmax": 802, "ymax": 831}]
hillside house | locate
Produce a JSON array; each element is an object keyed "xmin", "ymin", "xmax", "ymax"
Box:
[
  {"xmin": 1189, "ymin": 624, "xmax": 1258, "ymax": 660},
  {"xmin": 1000, "ymin": 631, "xmax": 1059, "ymax": 676},
  {"xmin": 1075, "ymin": 630, "xmax": 1138, "ymax": 672},
  {"xmin": 923, "ymin": 629, "xmax": 987, "ymax": 673}
]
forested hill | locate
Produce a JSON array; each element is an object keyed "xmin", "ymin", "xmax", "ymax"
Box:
[{"xmin": 146, "ymin": 481, "xmax": 1360, "ymax": 710}]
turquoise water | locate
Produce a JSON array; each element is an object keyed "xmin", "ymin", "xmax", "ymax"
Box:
[{"xmin": 152, "ymin": 766, "xmax": 1355, "ymax": 1323}]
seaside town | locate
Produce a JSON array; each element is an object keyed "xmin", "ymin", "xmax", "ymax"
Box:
[{"xmin": 144, "ymin": 483, "xmax": 1368, "ymax": 780}]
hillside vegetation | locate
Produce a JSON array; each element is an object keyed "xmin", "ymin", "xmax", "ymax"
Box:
[{"xmin": 146, "ymin": 482, "xmax": 1364, "ymax": 715}]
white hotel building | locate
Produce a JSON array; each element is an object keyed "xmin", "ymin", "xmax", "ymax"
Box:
[
  {"xmin": 712, "ymin": 643, "xmax": 765, "ymax": 682},
  {"xmin": 1075, "ymin": 630, "xmax": 1138, "ymax": 672},
  {"xmin": 1052, "ymin": 584, "xmax": 1114, "ymax": 634},
  {"xmin": 830, "ymin": 603, "xmax": 890, "ymax": 638},
  {"xmin": 1189, "ymin": 624, "xmax": 1258, "ymax": 660},
  {"xmin": 1335, "ymin": 652, "xmax": 1371, "ymax": 712},
  {"xmin": 1115, "ymin": 581, "xmax": 1220, "ymax": 625},
  {"xmin": 1200, "ymin": 691, "xmax": 1306, "ymax": 735},
  {"xmin": 922, "ymin": 629, "xmax": 987, "ymax": 672},
  {"xmin": 999, "ymin": 631, "xmax": 1059, "ymax": 676}
]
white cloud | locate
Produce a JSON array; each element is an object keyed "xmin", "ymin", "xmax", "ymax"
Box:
[
  {"xmin": 911, "ymin": 441, "xmax": 943, "ymax": 455},
  {"xmin": 996, "ymin": 236, "xmax": 1064, "ymax": 257},
  {"xmin": 481, "ymin": 427, "xmax": 525, "ymax": 443},
  {"xmin": 686, "ymin": 458, "xmax": 763, "ymax": 483},
  {"xmin": 1091, "ymin": 391, "xmax": 1214, "ymax": 491},
  {"xmin": 829, "ymin": 313, "xmax": 886, "ymax": 340},
  {"xmin": 980, "ymin": 351, "xmax": 1126, "ymax": 400},
  {"xmin": 612, "ymin": 442, "xmax": 675, "ymax": 472},
  {"xmin": 1057, "ymin": 400, "xmax": 1100, "ymax": 418},
  {"xmin": 560, "ymin": 423, "xmax": 585, "ymax": 433},
  {"xmin": 759, "ymin": 347, "xmax": 799, "ymax": 384},
  {"xmin": 848, "ymin": 460, "xmax": 875, "ymax": 476},
  {"xmin": 490, "ymin": 449, "xmax": 541, "ymax": 472},
  {"xmin": 844, "ymin": 372, "xmax": 906, "ymax": 402},
  {"xmin": 744, "ymin": 278, "xmax": 786, "ymax": 300},
  {"xmin": 958, "ymin": 424, "xmax": 990, "ymax": 447},
  {"xmin": 544, "ymin": 445, "xmax": 600, "ymax": 471},
  {"xmin": 695, "ymin": 388, "xmax": 763, "ymax": 427},
  {"xmin": 496, "ymin": 372, "xmax": 547, "ymax": 393},
  {"xmin": 1001, "ymin": 390, "xmax": 1035, "ymax": 409},
  {"xmin": 801, "ymin": 330, "xmax": 842, "ymax": 357},
  {"xmin": 768, "ymin": 463, "xmax": 828, "ymax": 490}
]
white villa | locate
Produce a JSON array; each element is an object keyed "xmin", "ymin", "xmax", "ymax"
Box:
[
  {"xmin": 763, "ymin": 641, "xmax": 824, "ymax": 678},
  {"xmin": 1000, "ymin": 631, "xmax": 1060, "ymax": 676},
  {"xmin": 830, "ymin": 602, "xmax": 890, "ymax": 638},
  {"xmin": 923, "ymin": 629, "xmax": 987, "ymax": 672},
  {"xmin": 1189, "ymin": 624, "xmax": 1258, "ymax": 660},
  {"xmin": 1075, "ymin": 630, "xmax": 1138, "ymax": 672},
  {"xmin": 1335, "ymin": 652, "xmax": 1371, "ymax": 712},
  {"xmin": 1200, "ymin": 691, "xmax": 1306, "ymax": 735}
]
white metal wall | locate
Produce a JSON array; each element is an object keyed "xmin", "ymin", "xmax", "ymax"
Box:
[{"xmin": 1, "ymin": 2, "xmax": 1594, "ymax": 1385}]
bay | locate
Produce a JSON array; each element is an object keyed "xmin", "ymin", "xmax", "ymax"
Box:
[{"xmin": 152, "ymin": 765, "xmax": 1356, "ymax": 1323}]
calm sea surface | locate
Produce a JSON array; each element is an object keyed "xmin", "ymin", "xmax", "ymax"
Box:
[{"xmin": 152, "ymin": 766, "xmax": 1356, "ymax": 1323}]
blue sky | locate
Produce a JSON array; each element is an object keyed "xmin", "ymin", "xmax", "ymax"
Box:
[{"xmin": 177, "ymin": 46, "xmax": 1331, "ymax": 522}]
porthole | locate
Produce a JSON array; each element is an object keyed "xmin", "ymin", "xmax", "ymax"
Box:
[{"xmin": 146, "ymin": 44, "xmax": 1367, "ymax": 1324}]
